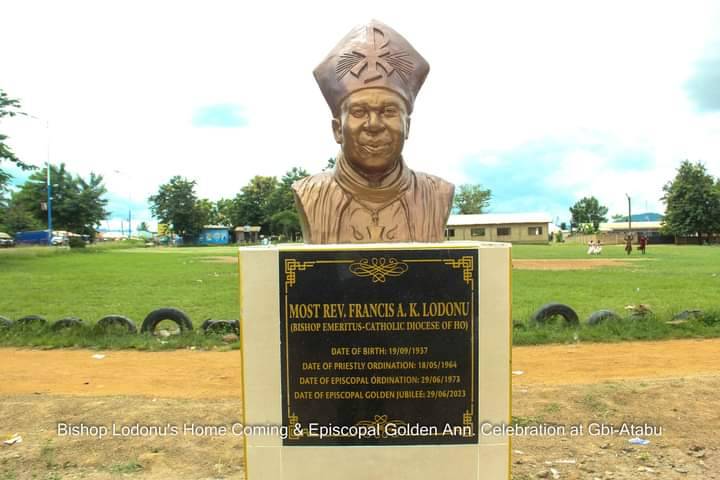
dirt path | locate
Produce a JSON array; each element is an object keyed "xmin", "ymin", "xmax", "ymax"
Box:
[
  {"xmin": 512, "ymin": 338, "xmax": 720, "ymax": 385},
  {"xmin": 0, "ymin": 349, "xmax": 243, "ymax": 399},
  {"xmin": 1, "ymin": 340, "xmax": 719, "ymax": 479},
  {"xmin": 1, "ymin": 339, "xmax": 718, "ymax": 398},
  {"xmin": 512, "ymin": 258, "xmax": 633, "ymax": 270}
]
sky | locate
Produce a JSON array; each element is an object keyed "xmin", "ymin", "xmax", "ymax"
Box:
[{"xmin": 2, "ymin": 0, "xmax": 720, "ymax": 231}]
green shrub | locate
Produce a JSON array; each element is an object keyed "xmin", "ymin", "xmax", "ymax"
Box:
[{"xmin": 69, "ymin": 237, "xmax": 86, "ymax": 248}]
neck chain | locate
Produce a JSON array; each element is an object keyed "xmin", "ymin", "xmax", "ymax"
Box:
[{"xmin": 351, "ymin": 194, "xmax": 405, "ymax": 226}]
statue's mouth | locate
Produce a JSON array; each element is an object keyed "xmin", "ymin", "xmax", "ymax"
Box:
[{"xmin": 360, "ymin": 143, "xmax": 391, "ymax": 155}]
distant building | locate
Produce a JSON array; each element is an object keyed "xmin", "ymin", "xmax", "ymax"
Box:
[
  {"xmin": 600, "ymin": 221, "xmax": 663, "ymax": 235},
  {"xmin": 613, "ymin": 212, "xmax": 664, "ymax": 223},
  {"xmin": 598, "ymin": 221, "xmax": 674, "ymax": 243},
  {"xmin": 97, "ymin": 231, "xmax": 127, "ymax": 241},
  {"xmin": 234, "ymin": 226, "xmax": 262, "ymax": 244},
  {"xmin": 446, "ymin": 213, "xmax": 552, "ymax": 244},
  {"xmin": 197, "ymin": 226, "xmax": 231, "ymax": 245}
]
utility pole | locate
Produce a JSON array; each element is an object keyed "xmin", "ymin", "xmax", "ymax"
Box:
[
  {"xmin": 113, "ymin": 170, "xmax": 133, "ymax": 239},
  {"xmin": 625, "ymin": 193, "xmax": 632, "ymax": 239}
]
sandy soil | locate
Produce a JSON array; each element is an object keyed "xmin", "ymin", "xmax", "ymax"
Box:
[
  {"xmin": 3, "ymin": 339, "xmax": 717, "ymax": 398},
  {"xmin": 1, "ymin": 339, "xmax": 718, "ymax": 479},
  {"xmin": 512, "ymin": 259, "xmax": 633, "ymax": 270},
  {"xmin": 200, "ymin": 256, "xmax": 237, "ymax": 264},
  {"xmin": 1, "ymin": 349, "xmax": 243, "ymax": 398}
]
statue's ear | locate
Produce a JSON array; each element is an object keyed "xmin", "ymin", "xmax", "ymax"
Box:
[
  {"xmin": 332, "ymin": 118, "xmax": 342, "ymax": 144},
  {"xmin": 405, "ymin": 117, "xmax": 411, "ymax": 140}
]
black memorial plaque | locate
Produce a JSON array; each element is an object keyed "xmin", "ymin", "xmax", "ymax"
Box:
[{"xmin": 279, "ymin": 248, "xmax": 479, "ymax": 446}]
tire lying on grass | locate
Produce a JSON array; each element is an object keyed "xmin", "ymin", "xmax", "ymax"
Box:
[
  {"xmin": 673, "ymin": 309, "xmax": 703, "ymax": 321},
  {"xmin": 200, "ymin": 318, "xmax": 214, "ymax": 332},
  {"xmin": 586, "ymin": 309, "xmax": 622, "ymax": 326},
  {"xmin": 0, "ymin": 316, "xmax": 13, "ymax": 329},
  {"xmin": 202, "ymin": 319, "xmax": 239, "ymax": 335},
  {"xmin": 51, "ymin": 317, "xmax": 84, "ymax": 331},
  {"xmin": 141, "ymin": 308, "xmax": 193, "ymax": 334},
  {"xmin": 531, "ymin": 303, "xmax": 579, "ymax": 327},
  {"xmin": 16, "ymin": 315, "xmax": 48, "ymax": 329},
  {"xmin": 96, "ymin": 315, "xmax": 138, "ymax": 334}
]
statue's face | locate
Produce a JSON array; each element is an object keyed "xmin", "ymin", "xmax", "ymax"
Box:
[{"xmin": 333, "ymin": 88, "xmax": 410, "ymax": 177}]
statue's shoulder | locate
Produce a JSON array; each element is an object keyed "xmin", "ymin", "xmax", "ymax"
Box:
[
  {"xmin": 412, "ymin": 171, "xmax": 455, "ymax": 200},
  {"xmin": 292, "ymin": 171, "xmax": 337, "ymax": 200},
  {"xmin": 292, "ymin": 171, "xmax": 345, "ymax": 244}
]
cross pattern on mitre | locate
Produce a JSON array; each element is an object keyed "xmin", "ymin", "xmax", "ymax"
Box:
[{"xmin": 336, "ymin": 26, "xmax": 415, "ymax": 84}]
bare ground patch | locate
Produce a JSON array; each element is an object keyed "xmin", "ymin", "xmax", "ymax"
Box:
[
  {"xmin": 1, "ymin": 340, "xmax": 719, "ymax": 479},
  {"xmin": 200, "ymin": 256, "xmax": 237, "ymax": 264},
  {"xmin": 511, "ymin": 377, "xmax": 720, "ymax": 479},
  {"xmin": 0, "ymin": 395, "xmax": 244, "ymax": 479},
  {"xmin": 513, "ymin": 259, "xmax": 633, "ymax": 270}
]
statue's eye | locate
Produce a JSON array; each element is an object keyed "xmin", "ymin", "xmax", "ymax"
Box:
[
  {"xmin": 383, "ymin": 107, "xmax": 398, "ymax": 116},
  {"xmin": 350, "ymin": 108, "xmax": 366, "ymax": 118}
]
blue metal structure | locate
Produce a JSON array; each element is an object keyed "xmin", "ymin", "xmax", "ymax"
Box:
[{"xmin": 197, "ymin": 227, "xmax": 231, "ymax": 245}]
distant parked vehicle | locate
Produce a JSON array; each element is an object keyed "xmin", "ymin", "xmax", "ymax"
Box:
[
  {"xmin": 0, "ymin": 232, "xmax": 14, "ymax": 248},
  {"xmin": 15, "ymin": 230, "xmax": 71, "ymax": 246},
  {"xmin": 15, "ymin": 230, "xmax": 51, "ymax": 245},
  {"xmin": 51, "ymin": 235, "xmax": 68, "ymax": 246}
]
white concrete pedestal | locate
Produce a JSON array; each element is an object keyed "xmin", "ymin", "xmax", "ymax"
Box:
[{"xmin": 238, "ymin": 242, "xmax": 511, "ymax": 479}]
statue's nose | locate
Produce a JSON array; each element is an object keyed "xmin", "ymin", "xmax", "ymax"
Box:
[{"xmin": 365, "ymin": 111, "xmax": 384, "ymax": 132}]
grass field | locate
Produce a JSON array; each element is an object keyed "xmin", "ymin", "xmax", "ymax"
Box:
[
  {"xmin": 0, "ymin": 244, "xmax": 240, "ymax": 349},
  {"xmin": 1, "ymin": 242, "xmax": 718, "ymax": 347},
  {"xmin": 512, "ymin": 243, "xmax": 720, "ymax": 319}
]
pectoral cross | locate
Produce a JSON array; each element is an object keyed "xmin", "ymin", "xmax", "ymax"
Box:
[{"xmin": 363, "ymin": 209, "xmax": 384, "ymax": 240}]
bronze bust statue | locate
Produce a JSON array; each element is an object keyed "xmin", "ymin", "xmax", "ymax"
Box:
[{"xmin": 293, "ymin": 20, "xmax": 454, "ymax": 244}]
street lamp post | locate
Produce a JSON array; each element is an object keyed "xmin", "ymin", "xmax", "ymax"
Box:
[
  {"xmin": 47, "ymin": 161, "xmax": 52, "ymax": 245},
  {"xmin": 25, "ymin": 115, "xmax": 53, "ymax": 245}
]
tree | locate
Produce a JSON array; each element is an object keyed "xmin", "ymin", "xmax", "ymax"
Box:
[
  {"xmin": 11, "ymin": 163, "xmax": 109, "ymax": 238},
  {"xmin": 196, "ymin": 198, "xmax": 219, "ymax": 226},
  {"xmin": 148, "ymin": 176, "xmax": 206, "ymax": 240},
  {"xmin": 232, "ymin": 176, "xmax": 279, "ymax": 232},
  {"xmin": 65, "ymin": 173, "xmax": 110, "ymax": 237},
  {"xmin": 137, "ymin": 221, "xmax": 150, "ymax": 232},
  {"xmin": 0, "ymin": 192, "xmax": 43, "ymax": 234},
  {"xmin": 569, "ymin": 196, "xmax": 608, "ymax": 232},
  {"xmin": 264, "ymin": 167, "xmax": 309, "ymax": 236},
  {"xmin": 268, "ymin": 167, "xmax": 309, "ymax": 213},
  {"xmin": 323, "ymin": 157, "xmax": 336, "ymax": 171},
  {"xmin": 0, "ymin": 89, "xmax": 36, "ymax": 193},
  {"xmin": 215, "ymin": 198, "xmax": 235, "ymax": 227},
  {"xmin": 453, "ymin": 184, "xmax": 492, "ymax": 214},
  {"xmin": 270, "ymin": 210, "xmax": 300, "ymax": 239},
  {"xmin": 662, "ymin": 160, "xmax": 720, "ymax": 244}
]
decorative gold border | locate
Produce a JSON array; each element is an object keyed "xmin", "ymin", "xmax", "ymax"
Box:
[
  {"xmin": 349, "ymin": 257, "xmax": 409, "ymax": 283},
  {"xmin": 355, "ymin": 414, "xmax": 408, "ymax": 438},
  {"xmin": 284, "ymin": 259, "xmax": 316, "ymax": 290},
  {"xmin": 444, "ymin": 255, "xmax": 474, "ymax": 288},
  {"xmin": 282, "ymin": 251, "xmax": 477, "ymax": 441}
]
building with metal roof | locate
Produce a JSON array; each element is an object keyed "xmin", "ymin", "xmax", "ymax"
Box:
[{"xmin": 446, "ymin": 213, "xmax": 552, "ymax": 244}]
